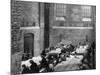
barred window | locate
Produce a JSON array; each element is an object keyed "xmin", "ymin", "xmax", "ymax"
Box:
[
  {"xmin": 81, "ymin": 6, "xmax": 91, "ymax": 18},
  {"xmin": 54, "ymin": 4, "xmax": 66, "ymax": 21},
  {"xmin": 71, "ymin": 5, "xmax": 92, "ymax": 22},
  {"xmin": 81, "ymin": 6, "xmax": 92, "ymax": 22},
  {"xmin": 55, "ymin": 4, "xmax": 66, "ymax": 17}
]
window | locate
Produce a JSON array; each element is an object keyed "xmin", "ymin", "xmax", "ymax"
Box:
[
  {"xmin": 81, "ymin": 6, "xmax": 91, "ymax": 18},
  {"xmin": 54, "ymin": 4, "xmax": 66, "ymax": 21}
]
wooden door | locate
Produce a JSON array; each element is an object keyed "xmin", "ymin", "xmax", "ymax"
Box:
[{"xmin": 24, "ymin": 33, "xmax": 34, "ymax": 59}]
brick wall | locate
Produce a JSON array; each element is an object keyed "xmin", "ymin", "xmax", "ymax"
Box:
[
  {"xmin": 11, "ymin": 0, "xmax": 39, "ymax": 74},
  {"xmin": 11, "ymin": 0, "xmax": 23, "ymax": 54},
  {"xmin": 49, "ymin": 4, "xmax": 96, "ymax": 47},
  {"xmin": 50, "ymin": 29, "xmax": 95, "ymax": 46},
  {"xmin": 11, "ymin": 0, "xmax": 39, "ymax": 54}
]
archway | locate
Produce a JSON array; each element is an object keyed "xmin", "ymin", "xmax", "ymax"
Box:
[{"xmin": 23, "ymin": 33, "xmax": 34, "ymax": 60}]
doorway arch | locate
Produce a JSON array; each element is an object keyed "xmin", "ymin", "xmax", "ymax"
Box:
[{"xmin": 24, "ymin": 33, "xmax": 34, "ymax": 59}]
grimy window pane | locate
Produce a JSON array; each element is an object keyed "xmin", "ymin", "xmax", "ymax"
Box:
[{"xmin": 55, "ymin": 4, "xmax": 66, "ymax": 17}]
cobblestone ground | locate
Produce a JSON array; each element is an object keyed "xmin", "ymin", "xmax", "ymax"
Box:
[{"xmin": 54, "ymin": 55, "xmax": 83, "ymax": 72}]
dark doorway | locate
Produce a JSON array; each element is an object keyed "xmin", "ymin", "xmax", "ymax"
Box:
[
  {"xmin": 44, "ymin": 3, "xmax": 50, "ymax": 49},
  {"xmin": 23, "ymin": 33, "xmax": 34, "ymax": 60}
]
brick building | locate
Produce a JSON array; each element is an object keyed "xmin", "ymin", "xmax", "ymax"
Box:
[
  {"xmin": 11, "ymin": 0, "xmax": 96, "ymax": 56},
  {"xmin": 11, "ymin": 0, "xmax": 96, "ymax": 74}
]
